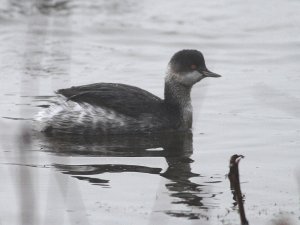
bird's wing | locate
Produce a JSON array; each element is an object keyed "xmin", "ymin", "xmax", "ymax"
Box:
[{"xmin": 56, "ymin": 83, "xmax": 167, "ymax": 118}]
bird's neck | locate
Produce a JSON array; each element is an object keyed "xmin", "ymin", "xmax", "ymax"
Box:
[{"xmin": 164, "ymin": 73, "xmax": 193, "ymax": 129}]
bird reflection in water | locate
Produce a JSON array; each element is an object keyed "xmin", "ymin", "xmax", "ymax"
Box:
[{"xmin": 37, "ymin": 131, "xmax": 221, "ymax": 219}]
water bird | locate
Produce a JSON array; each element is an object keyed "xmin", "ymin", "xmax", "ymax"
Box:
[
  {"xmin": 37, "ymin": 49, "xmax": 221, "ymax": 135},
  {"xmin": 228, "ymin": 154, "xmax": 249, "ymax": 225}
]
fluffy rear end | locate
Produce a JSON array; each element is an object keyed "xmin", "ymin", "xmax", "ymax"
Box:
[{"xmin": 35, "ymin": 95, "xmax": 128, "ymax": 135}]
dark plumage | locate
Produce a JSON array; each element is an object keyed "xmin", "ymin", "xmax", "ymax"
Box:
[
  {"xmin": 37, "ymin": 49, "xmax": 221, "ymax": 135},
  {"xmin": 169, "ymin": 49, "xmax": 207, "ymax": 73},
  {"xmin": 57, "ymin": 83, "xmax": 174, "ymax": 119},
  {"xmin": 57, "ymin": 83, "xmax": 181, "ymax": 132}
]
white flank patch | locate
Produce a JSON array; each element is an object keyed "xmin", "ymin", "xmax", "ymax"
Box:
[{"xmin": 35, "ymin": 95, "xmax": 128, "ymax": 132}]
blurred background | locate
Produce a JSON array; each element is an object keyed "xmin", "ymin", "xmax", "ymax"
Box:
[{"xmin": 0, "ymin": 0, "xmax": 299, "ymax": 224}]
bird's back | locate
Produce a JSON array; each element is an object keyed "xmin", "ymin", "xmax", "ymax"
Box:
[{"xmin": 37, "ymin": 83, "xmax": 180, "ymax": 135}]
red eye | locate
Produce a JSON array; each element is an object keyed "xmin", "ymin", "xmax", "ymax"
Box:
[{"xmin": 191, "ymin": 64, "xmax": 197, "ymax": 70}]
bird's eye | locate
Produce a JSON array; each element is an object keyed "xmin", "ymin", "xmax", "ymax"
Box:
[{"xmin": 190, "ymin": 64, "xmax": 197, "ymax": 70}]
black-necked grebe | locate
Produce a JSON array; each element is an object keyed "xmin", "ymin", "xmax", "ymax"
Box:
[{"xmin": 37, "ymin": 49, "xmax": 221, "ymax": 135}]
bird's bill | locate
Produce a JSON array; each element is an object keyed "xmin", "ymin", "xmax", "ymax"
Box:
[{"xmin": 201, "ymin": 69, "xmax": 222, "ymax": 78}]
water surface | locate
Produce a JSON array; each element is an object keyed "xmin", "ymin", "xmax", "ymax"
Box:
[{"xmin": 0, "ymin": 0, "xmax": 300, "ymax": 224}]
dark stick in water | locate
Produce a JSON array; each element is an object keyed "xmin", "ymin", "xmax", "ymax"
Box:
[{"xmin": 228, "ymin": 154, "xmax": 249, "ymax": 225}]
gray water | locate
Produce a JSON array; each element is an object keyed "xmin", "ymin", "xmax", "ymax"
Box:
[{"xmin": 0, "ymin": 0, "xmax": 300, "ymax": 224}]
